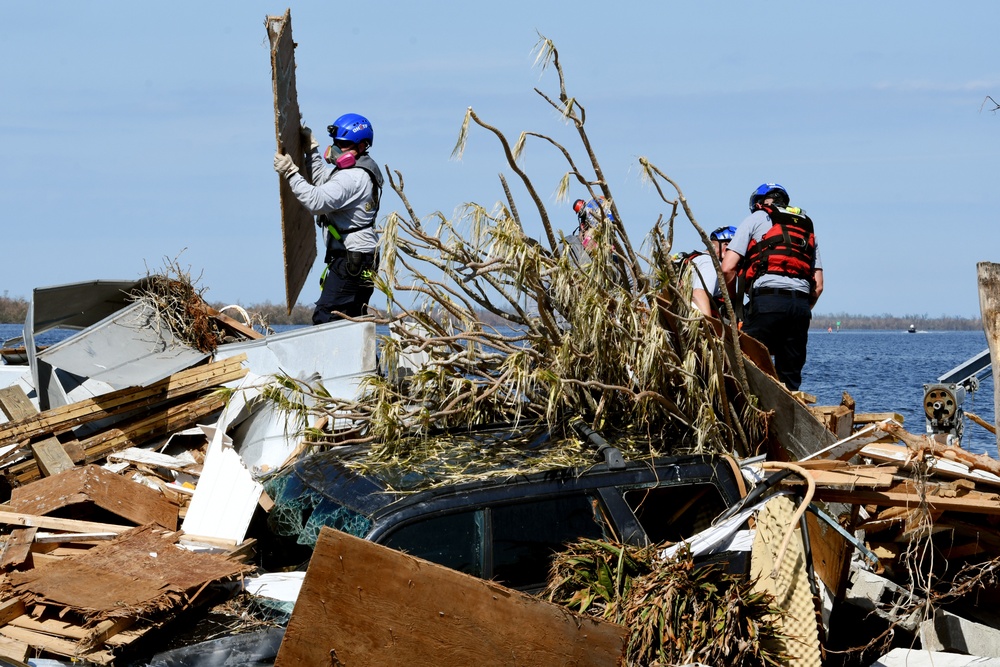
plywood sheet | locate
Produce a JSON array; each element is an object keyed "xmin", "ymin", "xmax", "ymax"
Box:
[
  {"xmin": 276, "ymin": 527, "xmax": 627, "ymax": 667},
  {"xmin": 266, "ymin": 10, "xmax": 316, "ymax": 314},
  {"xmin": 10, "ymin": 465, "xmax": 178, "ymax": 530}
]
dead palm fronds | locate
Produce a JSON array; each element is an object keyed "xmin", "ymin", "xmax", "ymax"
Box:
[
  {"xmin": 260, "ymin": 36, "xmax": 766, "ymax": 464},
  {"xmin": 545, "ymin": 539, "xmax": 788, "ymax": 667}
]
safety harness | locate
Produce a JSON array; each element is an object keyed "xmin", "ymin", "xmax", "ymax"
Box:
[
  {"xmin": 318, "ymin": 154, "xmax": 384, "ymax": 288},
  {"xmin": 743, "ymin": 205, "xmax": 817, "ymax": 290}
]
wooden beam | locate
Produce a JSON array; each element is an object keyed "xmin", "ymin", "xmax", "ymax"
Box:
[
  {"xmin": 978, "ymin": 261, "xmax": 1000, "ymax": 457},
  {"xmin": 0, "ymin": 387, "xmax": 36, "ymax": 422},
  {"xmin": 30, "ymin": 438, "xmax": 75, "ymax": 478}
]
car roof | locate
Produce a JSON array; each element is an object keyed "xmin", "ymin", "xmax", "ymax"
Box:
[{"xmin": 273, "ymin": 427, "xmax": 740, "ymax": 523}]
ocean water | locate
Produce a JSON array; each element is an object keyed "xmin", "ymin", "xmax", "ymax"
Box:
[
  {"xmin": 3, "ymin": 324, "xmax": 996, "ymax": 456},
  {"xmin": 802, "ymin": 329, "xmax": 996, "ymax": 456}
]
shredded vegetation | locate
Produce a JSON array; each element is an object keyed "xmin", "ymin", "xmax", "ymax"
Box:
[
  {"xmin": 257, "ymin": 35, "xmax": 767, "ymax": 469},
  {"xmin": 545, "ymin": 539, "xmax": 789, "ymax": 666}
]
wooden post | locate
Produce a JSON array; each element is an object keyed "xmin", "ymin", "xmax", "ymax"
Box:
[{"xmin": 977, "ymin": 262, "xmax": 1000, "ymax": 456}]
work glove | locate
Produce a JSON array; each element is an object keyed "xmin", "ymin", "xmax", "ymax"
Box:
[
  {"xmin": 273, "ymin": 152, "xmax": 299, "ymax": 178},
  {"xmin": 301, "ymin": 125, "xmax": 319, "ymax": 151}
]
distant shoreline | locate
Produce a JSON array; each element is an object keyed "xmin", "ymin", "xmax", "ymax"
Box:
[
  {"xmin": 0, "ymin": 295, "xmax": 984, "ymax": 331},
  {"xmin": 810, "ymin": 315, "xmax": 982, "ymax": 331}
]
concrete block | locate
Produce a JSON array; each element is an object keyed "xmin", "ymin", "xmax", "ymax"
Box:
[
  {"xmin": 921, "ymin": 610, "xmax": 1000, "ymax": 658},
  {"xmin": 845, "ymin": 568, "xmax": 925, "ymax": 632}
]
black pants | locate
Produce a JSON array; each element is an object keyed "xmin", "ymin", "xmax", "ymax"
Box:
[
  {"xmin": 741, "ymin": 292, "xmax": 811, "ymax": 391},
  {"xmin": 312, "ymin": 252, "xmax": 377, "ymax": 325}
]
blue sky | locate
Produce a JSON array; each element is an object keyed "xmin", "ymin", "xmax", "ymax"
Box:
[{"xmin": 3, "ymin": 1, "xmax": 998, "ymax": 318}]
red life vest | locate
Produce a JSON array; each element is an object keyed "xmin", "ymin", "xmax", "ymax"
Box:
[{"xmin": 743, "ymin": 205, "xmax": 817, "ymax": 286}]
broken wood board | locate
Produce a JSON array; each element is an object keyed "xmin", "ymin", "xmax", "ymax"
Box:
[
  {"xmin": 30, "ymin": 437, "xmax": 75, "ymax": 477},
  {"xmin": 6, "ymin": 524, "xmax": 251, "ymax": 655},
  {"xmin": 861, "ymin": 441, "xmax": 1000, "ymax": 488},
  {"xmin": 267, "ymin": 9, "xmax": 315, "ymax": 313},
  {"xmin": 276, "ymin": 526, "xmax": 626, "ymax": 667},
  {"xmin": 8, "ymin": 392, "xmax": 228, "ymax": 486},
  {"xmin": 0, "ymin": 353, "xmax": 247, "ymax": 450},
  {"xmin": 0, "ymin": 528, "xmax": 36, "ymax": 571},
  {"xmin": 812, "ymin": 478, "xmax": 1000, "ymax": 515},
  {"xmin": 10, "ymin": 465, "xmax": 178, "ymax": 530},
  {"xmin": 809, "ymin": 403, "xmax": 854, "ymax": 440},
  {"xmin": 0, "ymin": 510, "xmax": 130, "ymax": 534},
  {"xmin": 792, "ymin": 462, "xmax": 897, "ymax": 489}
]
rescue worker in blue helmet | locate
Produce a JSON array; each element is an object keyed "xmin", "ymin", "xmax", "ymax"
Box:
[
  {"xmin": 687, "ymin": 225, "xmax": 736, "ymax": 318},
  {"xmin": 274, "ymin": 113, "xmax": 383, "ymax": 324},
  {"xmin": 721, "ymin": 183, "xmax": 824, "ymax": 391}
]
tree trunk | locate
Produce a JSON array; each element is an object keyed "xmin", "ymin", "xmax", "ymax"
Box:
[{"xmin": 977, "ymin": 262, "xmax": 1000, "ymax": 456}]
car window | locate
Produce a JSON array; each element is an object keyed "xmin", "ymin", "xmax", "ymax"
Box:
[
  {"xmin": 490, "ymin": 494, "xmax": 606, "ymax": 590},
  {"xmin": 382, "ymin": 510, "xmax": 485, "ymax": 577},
  {"xmin": 623, "ymin": 483, "xmax": 727, "ymax": 544}
]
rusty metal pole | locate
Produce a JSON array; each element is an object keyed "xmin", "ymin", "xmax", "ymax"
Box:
[{"xmin": 977, "ymin": 262, "xmax": 1000, "ymax": 456}]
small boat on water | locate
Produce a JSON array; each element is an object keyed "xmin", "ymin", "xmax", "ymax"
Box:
[{"xmin": 908, "ymin": 324, "xmax": 917, "ymax": 333}]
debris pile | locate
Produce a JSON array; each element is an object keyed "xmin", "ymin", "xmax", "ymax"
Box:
[{"xmin": 0, "ymin": 19, "xmax": 995, "ymax": 667}]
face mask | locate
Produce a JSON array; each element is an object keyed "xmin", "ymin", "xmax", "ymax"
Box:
[{"xmin": 324, "ymin": 144, "xmax": 356, "ymax": 169}]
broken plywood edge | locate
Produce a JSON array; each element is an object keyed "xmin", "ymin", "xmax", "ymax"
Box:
[
  {"xmin": 275, "ymin": 526, "xmax": 627, "ymax": 667},
  {"xmin": 5, "ymin": 523, "xmax": 251, "ymax": 657},
  {"xmin": 10, "ymin": 464, "xmax": 179, "ymax": 531}
]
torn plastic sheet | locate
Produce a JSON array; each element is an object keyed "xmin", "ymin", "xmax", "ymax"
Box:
[
  {"xmin": 659, "ymin": 491, "xmax": 796, "ymax": 560},
  {"xmin": 142, "ymin": 626, "xmax": 285, "ymax": 667}
]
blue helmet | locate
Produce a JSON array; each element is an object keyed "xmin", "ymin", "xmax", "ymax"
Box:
[
  {"xmin": 328, "ymin": 113, "xmax": 374, "ymax": 148},
  {"xmin": 710, "ymin": 225, "xmax": 737, "ymax": 242},
  {"xmin": 749, "ymin": 182, "xmax": 788, "ymax": 211}
]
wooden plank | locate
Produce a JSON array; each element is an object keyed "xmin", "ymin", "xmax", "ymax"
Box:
[
  {"xmin": 266, "ymin": 10, "xmax": 315, "ymax": 314},
  {"xmin": 276, "ymin": 526, "xmax": 626, "ymax": 667},
  {"xmin": 0, "ymin": 509, "xmax": 130, "ymax": 534},
  {"xmin": 10, "ymin": 393, "xmax": 227, "ymax": 485},
  {"xmin": 812, "ymin": 480, "xmax": 1000, "ymax": 515},
  {"xmin": 6, "ymin": 613, "xmax": 141, "ymax": 648},
  {"xmin": 30, "ymin": 437, "xmax": 75, "ymax": 477},
  {"xmin": 0, "ymin": 624, "xmax": 116, "ymax": 664},
  {"xmin": 0, "ymin": 597, "xmax": 26, "ymax": 625},
  {"xmin": 808, "ymin": 404, "xmax": 854, "ymax": 440},
  {"xmin": 0, "ymin": 386, "xmax": 36, "ymax": 422},
  {"xmin": 794, "ymin": 465, "xmax": 896, "ymax": 488},
  {"xmin": 804, "ymin": 511, "xmax": 849, "ymax": 600},
  {"xmin": 0, "ymin": 354, "xmax": 246, "ymax": 450},
  {"xmin": 0, "ymin": 528, "xmax": 36, "ymax": 571},
  {"xmin": 978, "ymin": 261, "xmax": 1000, "ymax": 457},
  {"xmin": 11, "ymin": 465, "xmax": 178, "ymax": 530},
  {"xmin": 0, "ymin": 634, "xmax": 29, "ymax": 663}
]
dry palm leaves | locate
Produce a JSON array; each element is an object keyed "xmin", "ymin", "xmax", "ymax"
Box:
[
  {"xmin": 545, "ymin": 539, "xmax": 788, "ymax": 667},
  {"xmin": 260, "ymin": 36, "xmax": 766, "ymax": 464}
]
